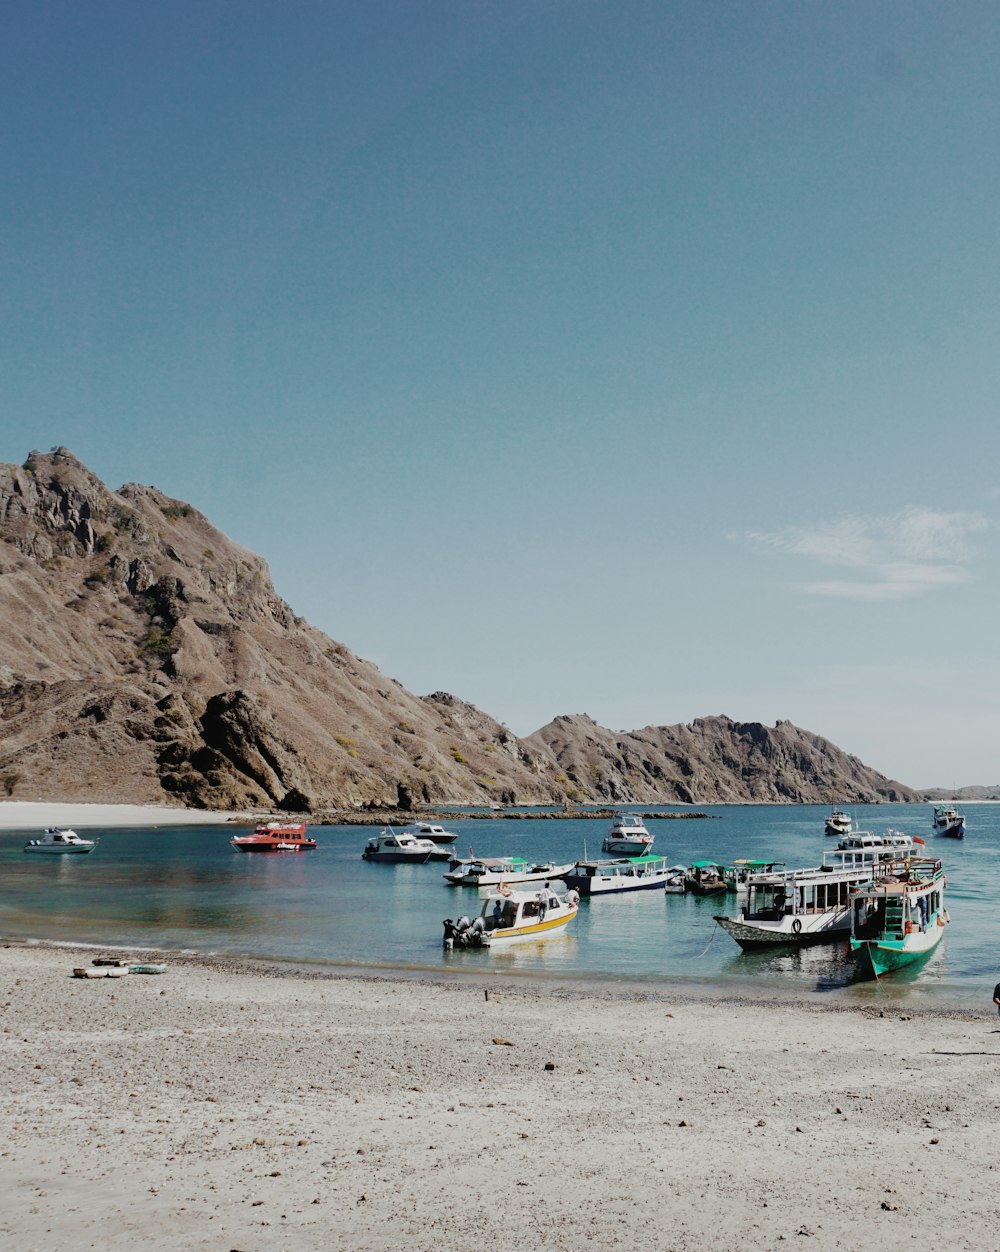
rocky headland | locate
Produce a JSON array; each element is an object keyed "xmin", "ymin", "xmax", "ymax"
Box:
[{"xmin": 0, "ymin": 448, "xmax": 916, "ymax": 812}]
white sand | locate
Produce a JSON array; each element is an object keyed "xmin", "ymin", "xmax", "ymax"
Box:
[
  {"xmin": 0, "ymin": 802, "xmax": 251, "ymax": 830},
  {"xmin": 2, "ymin": 944, "xmax": 999, "ymax": 1251}
]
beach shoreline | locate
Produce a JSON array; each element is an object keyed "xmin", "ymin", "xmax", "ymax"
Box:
[
  {"xmin": 0, "ymin": 800, "xmax": 254, "ymax": 830},
  {"xmin": 3, "ymin": 940, "xmax": 999, "ymax": 1250}
]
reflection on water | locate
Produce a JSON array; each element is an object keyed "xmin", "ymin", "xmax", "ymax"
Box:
[{"xmin": 0, "ymin": 803, "xmax": 995, "ymax": 1003}]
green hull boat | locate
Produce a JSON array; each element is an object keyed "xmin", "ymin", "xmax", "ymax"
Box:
[{"xmin": 849, "ymin": 855, "xmax": 948, "ymax": 981}]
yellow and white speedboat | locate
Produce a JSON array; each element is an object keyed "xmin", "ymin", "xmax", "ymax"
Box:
[{"xmin": 443, "ymin": 884, "xmax": 578, "ymax": 948}]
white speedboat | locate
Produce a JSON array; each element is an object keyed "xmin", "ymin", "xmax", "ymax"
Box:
[
  {"xmin": 564, "ymin": 854, "xmax": 676, "ymax": 897},
  {"xmin": 362, "ymin": 829, "xmax": 449, "ymax": 863},
  {"xmin": 24, "ymin": 828, "xmax": 97, "ymax": 854},
  {"xmin": 932, "ymin": 806, "xmax": 966, "ymax": 839},
  {"xmin": 413, "ymin": 822, "xmax": 458, "ymax": 844},
  {"xmin": 824, "ymin": 809, "xmax": 852, "ymax": 837},
  {"xmin": 443, "ymin": 884, "xmax": 578, "ymax": 947},
  {"xmin": 443, "ymin": 855, "xmax": 574, "ymax": 887},
  {"xmin": 601, "ymin": 814, "xmax": 654, "ymax": 855}
]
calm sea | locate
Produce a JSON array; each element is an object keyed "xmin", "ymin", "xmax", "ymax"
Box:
[{"xmin": 2, "ymin": 803, "xmax": 997, "ymax": 1008}]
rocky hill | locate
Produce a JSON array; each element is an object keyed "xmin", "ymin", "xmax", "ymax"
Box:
[
  {"xmin": 0, "ymin": 449, "xmax": 916, "ymax": 811},
  {"xmin": 524, "ymin": 714, "xmax": 915, "ymax": 805}
]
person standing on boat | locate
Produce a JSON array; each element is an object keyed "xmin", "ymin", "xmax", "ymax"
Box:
[{"xmin": 536, "ymin": 885, "xmax": 548, "ymax": 922}]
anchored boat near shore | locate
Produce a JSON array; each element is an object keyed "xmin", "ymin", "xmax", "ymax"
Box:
[
  {"xmin": 24, "ymin": 828, "xmax": 97, "ymax": 854},
  {"xmin": 714, "ymin": 832, "xmax": 929, "ymax": 949},
  {"xmin": 849, "ymin": 856, "xmax": 948, "ymax": 978},
  {"xmin": 231, "ymin": 822, "xmax": 317, "ymax": 853},
  {"xmin": 563, "ymin": 854, "xmax": 676, "ymax": 897},
  {"xmin": 442, "ymin": 884, "xmax": 578, "ymax": 948}
]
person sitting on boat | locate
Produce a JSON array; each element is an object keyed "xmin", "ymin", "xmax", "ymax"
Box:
[{"xmin": 566, "ymin": 888, "xmax": 580, "ymax": 908}]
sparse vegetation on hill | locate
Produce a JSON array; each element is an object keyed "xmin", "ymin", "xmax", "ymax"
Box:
[{"xmin": 0, "ymin": 448, "xmax": 916, "ymax": 810}]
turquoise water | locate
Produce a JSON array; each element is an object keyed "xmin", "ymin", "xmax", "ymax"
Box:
[{"xmin": 1, "ymin": 803, "xmax": 997, "ymax": 1007}]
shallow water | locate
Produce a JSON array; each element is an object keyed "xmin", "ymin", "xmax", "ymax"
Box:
[{"xmin": 1, "ymin": 803, "xmax": 996, "ymax": 1007}]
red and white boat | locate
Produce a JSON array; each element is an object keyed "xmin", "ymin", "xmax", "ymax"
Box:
[{"xmin": 231, "ymin": 821, "xmax": 317, "ymax": 853}]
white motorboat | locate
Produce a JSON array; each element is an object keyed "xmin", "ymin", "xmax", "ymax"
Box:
[
  {"xmin": 443, "ymin": 855, "xmax": 574, "ymax": 887},
  {"xmin": 563, "ymin": 854, "xmax": 677, "ymax": 897},
  {"xmin": 824, "ymin": 809, "xmax": 853, "ymax": 837},
  {"xmin": 362, "ymin": 829, "xmax": 449, "ymax": 863},
  {"xmin": 601, "ymin": 814, "xmax": 654, "ymax": 855},
  {"xmin": 413, "ymin": 822, "xmax": 458, "ymax": 844},
  {"xmin": 932, "ymin": 806, "xmax": 966, "ymax": 839},
  {"xmin": 24, "ymin": 828, "xmax": 97, "ymax": 854},
  {"xmin": 443, "ymin": 884, "xmax": 578, "ymax": 948}
]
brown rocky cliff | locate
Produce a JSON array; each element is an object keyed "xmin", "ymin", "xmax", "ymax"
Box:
[
  {"xmin": 523, "ymin": 713, "xmax": 915, "ymax": 804},
  {"xmin": 0, "ymin": 449, "xmax": 917, "ymax": 810}
]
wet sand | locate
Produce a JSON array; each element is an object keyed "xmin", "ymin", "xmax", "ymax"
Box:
[{"xmin": 2, "ymin": 942, "xmax": 999, "ymax": 1250}]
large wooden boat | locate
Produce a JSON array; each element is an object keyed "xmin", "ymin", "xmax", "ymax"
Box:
[
  {"xmin": 713, "ymin": 835, "xmax": 926, "ymax": 950},
  {"xmin": 849, "ymin": 856, "xmax": 948, "ymax": 978},
  {"xmin": 231, "ymin": 821, "xmax": 317, "ymax": 853}
]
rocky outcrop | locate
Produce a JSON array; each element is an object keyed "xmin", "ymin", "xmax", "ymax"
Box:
[
  {"xmin": 0, "ymin": 448, "xmax": 918, "ymax": 809},
  {"xmin": 523, "ymin": 713, "xmax": 915, "ymax": 805}
]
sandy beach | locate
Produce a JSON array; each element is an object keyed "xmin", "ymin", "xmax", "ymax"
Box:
[
  {"xmin": 2, "ymin": 944, "xmax": 999, "ymax": 1251},
  {"xmin": 0, "ymin": 802, "xmax": 251, "ymax": 830}
]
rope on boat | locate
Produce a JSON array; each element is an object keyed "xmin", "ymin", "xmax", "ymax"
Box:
[{"xmin": 698, "ymin": 921, "xmax": 720, "ymax": 958}]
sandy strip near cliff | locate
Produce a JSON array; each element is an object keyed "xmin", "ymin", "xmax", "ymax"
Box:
[
  {"xmin": 2, "ymin": 945, "xmax": 999, "ymax": 1252},
  {"xmin": 0, "ymin": 801, "xmax": 251, "ymax": 829}
]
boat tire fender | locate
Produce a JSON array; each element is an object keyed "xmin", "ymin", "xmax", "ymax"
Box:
[{"xmin": 791, "ymin": 918, "xmax": 802, "ymax": 935}]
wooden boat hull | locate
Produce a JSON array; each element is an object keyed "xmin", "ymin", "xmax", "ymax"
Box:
[
  {"xmin": 714, "ymin": 910, "xmax": 851, "ymax": 948},
  {"xmin": 850, "ymin": 921, "xmax": 946, "ymax": 978}
]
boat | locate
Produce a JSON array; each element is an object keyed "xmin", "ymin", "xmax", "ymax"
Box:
[
  {"xmin": 723, "ymin": 859, "xmax": 785, "ymax": 895},
  {"xmin": 24, "ymin": 828, "xmax": 97, "ymax": 854},
  {"xmin": 362, "ymin": 829, "xmax": 447, "ymax": 863},
  {"xmin": 836, "ymin": 828, "xmax": 922, "ymax": 857},
  {"xmin": 932, "ymin": 806, "xmax": 966, "ymax": 839},
  {"xmin": 442, "ymin": 884, "xmax": 578, "ymax": 947},
  {"xmin": 443, "ymin": 855, "xmax": 575, "ymax": 886},
  {"xmin": 824, "ymin": 809, "xmax": 853, "ymax": 837},
  {"xmin": 849, "ymin": 855, "xmax": 949, "ymax": 978},
  {"xmin": 601, "ymin": 814, "xmax": 655, "ymax": 855},
  {"xmin": 563, "ymin": 854, "xmax": 677, "ymax": 897},
  {"xmin": 684, "ymin": 861, "xmax": 727, "ymax": 895},
  {"xmin": 231, "ymin": 821, "xmax": 317, "ymax": 853},
  {"xmin": 663, "ymin": 865, "xmax": 687, "ymax": 894},
  {"xmin": 413, "ymin": 822, "xmax": 458, "ymax": 844},
  {"xmin": 712, "ymin": 837, "xmax": 925, "ymax": 949}
]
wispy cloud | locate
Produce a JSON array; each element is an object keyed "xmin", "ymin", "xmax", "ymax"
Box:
[{"xmin": 740, "ymin": 507, "xmax": 989, "ymax": 600}]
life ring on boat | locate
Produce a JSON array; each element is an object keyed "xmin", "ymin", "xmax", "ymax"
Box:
[
  {"xmin": 791, "ymin": 918, "xmax": 802, "ymax": 935},
  {"xmin": 499, "ymin": 882, "xmax": 513, "ymax": 898}
]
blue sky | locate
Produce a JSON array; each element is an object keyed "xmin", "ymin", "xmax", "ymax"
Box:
[{"xmin": 3, "ymin": 1, "xmax": 999, "ymax": 787}]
